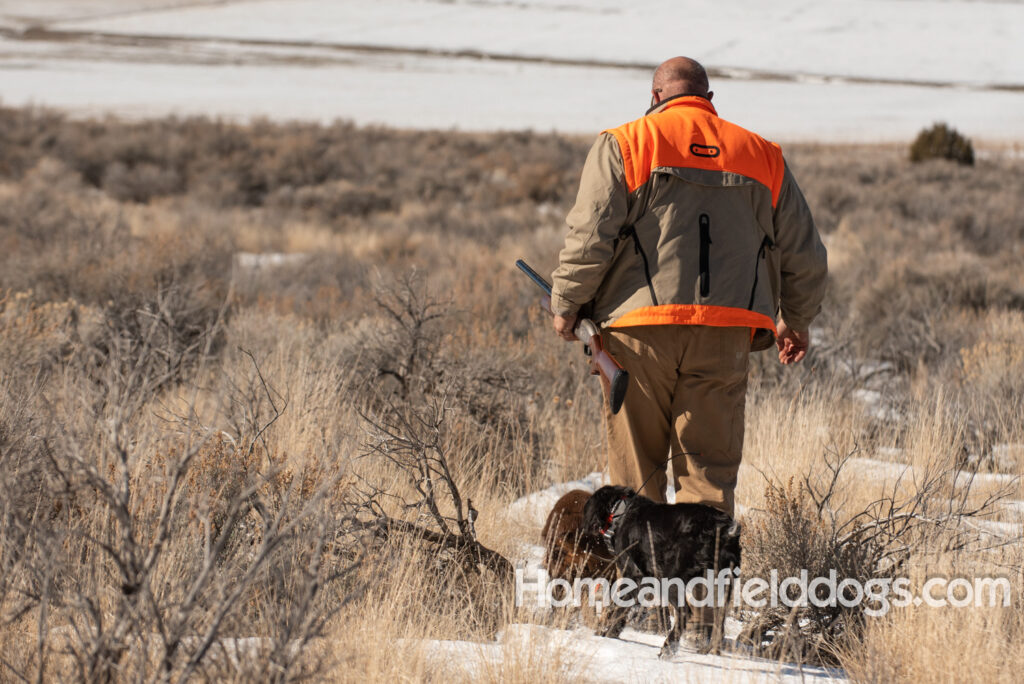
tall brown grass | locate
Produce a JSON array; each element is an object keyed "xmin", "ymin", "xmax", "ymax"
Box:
[{"xmin": 1, "ymin": 105, "xmax": 1022, "ymax": 681}]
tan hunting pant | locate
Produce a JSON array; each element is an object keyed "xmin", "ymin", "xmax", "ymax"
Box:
[{"xmin": 601, "ymin": 324, "xmax": 750, "ymax": 517}]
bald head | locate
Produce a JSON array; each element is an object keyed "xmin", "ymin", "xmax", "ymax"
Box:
[{"xmin": 651, "ymin": 56, "xmax": 712, "ymax": 106}]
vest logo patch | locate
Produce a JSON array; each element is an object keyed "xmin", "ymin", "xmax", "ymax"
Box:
[{"xmin": 689, "ymin": 143, "xmax": 721, "ymax": 158}]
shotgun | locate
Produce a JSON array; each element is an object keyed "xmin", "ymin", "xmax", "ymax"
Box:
[{"xmin": 515, "ymin": 259, "xmax": 629, "ymax": 414}]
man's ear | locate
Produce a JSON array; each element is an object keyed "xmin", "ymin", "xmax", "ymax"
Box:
[{"xmin": 706, "ymin": 90, "xmax": 714, "ymax": 102}]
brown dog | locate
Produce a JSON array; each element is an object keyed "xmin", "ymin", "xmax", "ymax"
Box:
[{"xmin": 542, "ymin": 489, "xmax": 614, "ymax": 588}]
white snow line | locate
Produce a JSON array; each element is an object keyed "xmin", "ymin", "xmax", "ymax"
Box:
[
  {"xmin": 233, "ymin": 252, "xmax": 310, "ymax": 271},
  {"xmin": 409, "ymin": 623, "xmax": 848, "ymax": 684},
  {"xmin": 505, "ymin": 471, "xmax": 606, "ymax": 528}
]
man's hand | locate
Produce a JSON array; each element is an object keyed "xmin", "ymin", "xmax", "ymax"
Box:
[
  {"xmin": 776, "ymin": 321, "xmax": 809, "ymax": 365},
  {"xmin": 553, "ymin": 313, "xmax": 578, "ymax": 341}
]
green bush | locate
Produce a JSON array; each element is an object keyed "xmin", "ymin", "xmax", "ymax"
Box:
[{"xmin": 909, "ymin": 122, "xmax": 974, "ymax": 165}]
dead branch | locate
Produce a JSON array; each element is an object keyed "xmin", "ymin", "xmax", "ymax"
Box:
[{"xmin": 357, "ymin": 395, "xmax": 513, "ymax": 584}]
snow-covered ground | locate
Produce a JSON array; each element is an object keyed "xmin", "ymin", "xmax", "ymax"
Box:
[
  {"xmin": 2, "ymin": 0, "xmax": 1024, "ymax": 142},
  {"xmin": 413, "ymin": 476, "xmax": 848, "ymax": 682},
  {"xmin": 449, "ymin": 450, "xmax": 1020, "ymax": 681},
  {"xmin": 505, "ymin": 471, "xmax": 607, "ymax": 527},
  {"xmin": 414, "ymin": 623, "xmax": 846, "ymax": 683}
]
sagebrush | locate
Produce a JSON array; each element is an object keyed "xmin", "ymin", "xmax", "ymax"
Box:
[{"xmin": 1, "ymin": 106, "xmax": 1022, "ymax": 681}]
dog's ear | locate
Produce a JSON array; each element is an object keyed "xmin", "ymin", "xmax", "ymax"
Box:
[
  {"xmin": 580, "ymin": 496, "xmax": 601, "ymax": 532},
  {"xmin": 606, "ymin": 485, "xmax": 634, "ymax": 499},
  {"xmin": 726, "ymin": 519, "xmax": 741, "ymax": 537}
]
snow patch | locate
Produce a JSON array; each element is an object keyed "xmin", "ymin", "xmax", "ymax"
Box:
[
  {"xmin": 846, "ymin": 457, "xmax": 913, "ymax": 481},
  {"xmin": 847, "ymin": 456, "xmax": 1018, "ymax": 491},
  {"xmin": 413, "ymin": 622, "xmax": 847, "ymax": 683},
  {"xmin": 49, "ymin": 0, "xmax": 1024, "ymax": 88},
  {"xmin": 505, "ymin": 471, "xmax": 606, "ymax": 528},
  {"xmin": 989, "ymin": 444, "xmax": 1023, "ymax": 472},
  {"xmin": 962, "ymin": 518, "xmax": 1023, "ymax": 540},
  {"xmin": 850, "ymin": 389, "xmax": 899, "ymax": 422},
  {"xmin": 874, "ymin": 446, "xmax": 905, "ymax": 461},
  {"xmin": 2, "ymin": 1, "xmax": 1023, "ymax": 140},
  {"xmin": 233, "ymin": 252, "xmax": 309, "ymax": 271},
  {"xmin": 999, "ymin": 500, "xmax": 1024, "ymax": 518},
  {"xmin": 952, "ymin": 470, "xmax": 1018, "ymax": 490}
]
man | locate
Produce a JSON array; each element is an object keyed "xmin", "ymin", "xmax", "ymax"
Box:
[{"xmin": 550, "ymin": 56, "xmax": 827, "ymax": 517}]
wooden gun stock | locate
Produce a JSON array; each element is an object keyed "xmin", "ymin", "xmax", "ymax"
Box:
[{"xmin": 517, "ymin": 260, "xmax": 629, "ymax": 414}]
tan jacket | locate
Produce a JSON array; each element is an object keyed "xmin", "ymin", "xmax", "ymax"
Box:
[{"xmin": 551, "ymin": 96, "xmax": 827, "ymax": 350}]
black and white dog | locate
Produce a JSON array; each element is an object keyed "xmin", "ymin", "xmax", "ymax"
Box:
[{"xmin": 582, "ymin": 485, "xmax": 741, "ymax": 656}]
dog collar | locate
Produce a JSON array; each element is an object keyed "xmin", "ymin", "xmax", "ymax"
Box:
[{"xmin": 600, "ymin": 496, "xmax": 629, "ymax": 544}]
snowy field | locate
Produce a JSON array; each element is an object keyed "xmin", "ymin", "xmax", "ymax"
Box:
[
  {"xmin": 424, "ymin": 455, "xmax": 1019, "ymax": 682},
  {"xmin": 413, "ymin": 623, "xmax": 847, "ymax": 683},
  {"xmin": 1, "ymin": 3, "xmax": 1022, "ymax": 681},
  {"xmin": 2, "ymin": 0, "xmax": 1024, "ymax": 142},
  {"xmin": 448, "ymin": 474, "xmax": 850, "ymax": 683}
]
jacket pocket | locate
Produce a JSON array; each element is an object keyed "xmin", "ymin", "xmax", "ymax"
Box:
[
  {"xmin": 699, "ymin": 213, "xmax": 711, "ymax": 297},
  {"xmin": 619, "ymin": 225, "xmax": 659, "ymax": 307},
  {"xmin": 747, "ymin": 234, "xmax": 775, "ymax": 310}
]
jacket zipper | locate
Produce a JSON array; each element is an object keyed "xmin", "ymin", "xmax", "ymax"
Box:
[
  {"xmin": 622, "ymin": 225, "xmax": 659, "ymax": 307},
  {"xmin": 699, "ymin": 214, "xmax": 711, "ymax": 297},
  {"xmin": 747, "ymin": 235, "xmax": 774, "ymax": 310}
]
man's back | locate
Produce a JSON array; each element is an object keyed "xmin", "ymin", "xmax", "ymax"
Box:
[
  {"xmin": 585, "ymin": 96, "xmax": 785, "ymax": 339},
  {"xmin": 607, "ymin": 95, "xmax": 784, "ymax": 205},
  {"xmin": 552, "ymin": 94, "xmax": 825, "ymax": 352}
]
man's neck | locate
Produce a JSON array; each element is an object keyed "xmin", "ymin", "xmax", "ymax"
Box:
[{"xmin": 646, "ymin": 93, "xmax": 712, "ymax": 116}]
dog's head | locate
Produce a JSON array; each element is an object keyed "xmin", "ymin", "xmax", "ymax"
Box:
[
  {"xmin": 582, "ymin": 485, "xmax": 636, "ymax": 537},
  {"xmin": 542, "ymin": 489, "xmax": 614, "ymax": 583},
  {"xmin": 541, "ymin": 489, "xmax": 591, "ymax": 544}
]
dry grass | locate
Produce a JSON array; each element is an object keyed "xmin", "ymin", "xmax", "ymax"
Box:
[{"xmin": 1, "ymin": 106, "xmax": 1023, "ymax": 681}]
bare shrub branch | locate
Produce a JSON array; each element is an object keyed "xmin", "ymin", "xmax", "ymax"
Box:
[
  {"xmin": 357, "ymin": 396, "xmax": 512, "ymax": 585},
  {"xmin": 742, "ymin": 445, "xmax": 1017, "ymax": 665}
]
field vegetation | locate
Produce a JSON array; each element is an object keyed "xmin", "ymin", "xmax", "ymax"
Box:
[{"xmin": 1, "ymin": 105, "xmax": 1023, "ymax": 681}]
